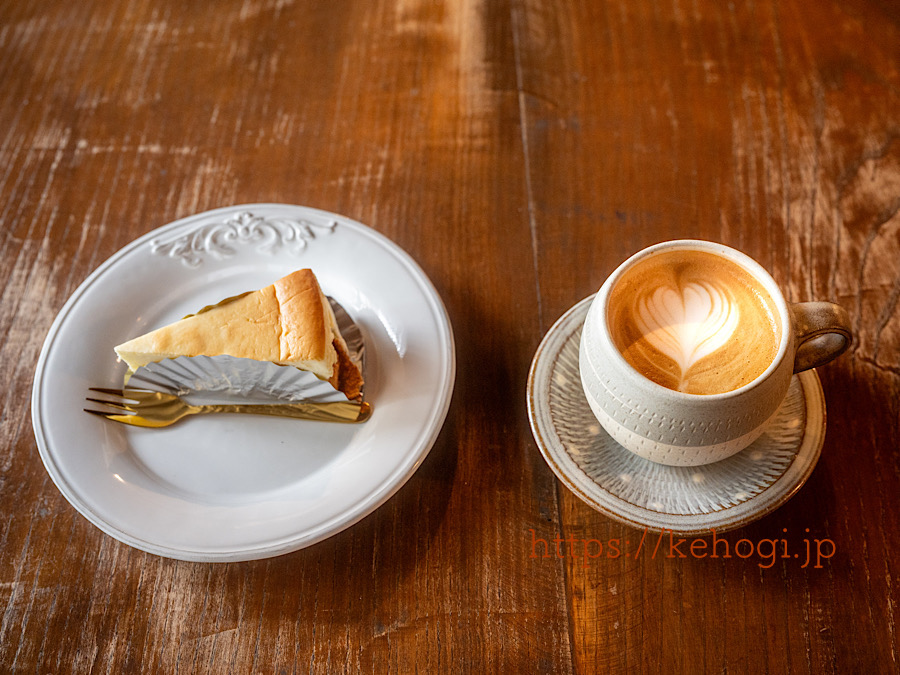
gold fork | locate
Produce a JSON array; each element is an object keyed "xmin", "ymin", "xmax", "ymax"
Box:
[{"xmin": 85, "ymin": 388, "xmax": 372, "ymax": 428}]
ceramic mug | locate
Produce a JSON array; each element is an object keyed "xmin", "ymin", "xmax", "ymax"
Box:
[{"xmin": 579, "ymin": 240, "xmax": 852, "ymax": 466}]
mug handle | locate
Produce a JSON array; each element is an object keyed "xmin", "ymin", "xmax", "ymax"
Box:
[{"xmin": 790, "ymin": 302, "xmax": 853, "ymax": 373}]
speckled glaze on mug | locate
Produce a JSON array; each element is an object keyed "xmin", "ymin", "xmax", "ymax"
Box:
[{"xmin": 579, "ymin": 240, "xmax": 851, "ymax": 466}]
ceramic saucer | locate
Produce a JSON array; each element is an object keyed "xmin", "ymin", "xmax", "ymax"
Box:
[{"xmin": 527, "ymin": 296, "xmax": 826, "ymax": 536}]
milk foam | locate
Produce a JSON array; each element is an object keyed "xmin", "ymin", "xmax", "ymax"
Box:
[{"xmin": 635, "ymin": 281, "xmax": 740, "ymax": 390}]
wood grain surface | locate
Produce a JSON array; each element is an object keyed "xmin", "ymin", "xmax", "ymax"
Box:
[{"xmin": 1, "ymin": 0, "xmax": 898, "ymax": 672}]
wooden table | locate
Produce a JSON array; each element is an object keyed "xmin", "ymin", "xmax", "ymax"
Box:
[{"xmin": 2, "ymin": 0, "xmax": 898, "ymax": 671}]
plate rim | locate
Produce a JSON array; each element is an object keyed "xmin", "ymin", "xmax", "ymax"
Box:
[
  {"xmin": 31, "ymin": 203, "xmax": 457, "ymax": 561},
  {"xmin": 527, "ymin": 295, "xmax": 826, "ymax": 536}
]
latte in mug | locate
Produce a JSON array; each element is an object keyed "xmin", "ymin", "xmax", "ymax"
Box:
[
  {"xmin": 580, "ymin": 239, "xmax": 851, "ymax": 466},
  {"xmin": 607, "ymin": 249, "xmax": 782, "ymax": 395}
]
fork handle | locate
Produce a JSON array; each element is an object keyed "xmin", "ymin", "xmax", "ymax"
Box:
[{"xmin": 199, "ymin": 401, "xmax": 371, "ymax": 423}]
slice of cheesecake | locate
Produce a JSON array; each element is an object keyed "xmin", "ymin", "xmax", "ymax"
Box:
[{"xmin": 114, "ymin": 269, "xmax": 364, "ymax": 400}]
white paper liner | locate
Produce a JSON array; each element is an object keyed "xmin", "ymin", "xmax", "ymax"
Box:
[{"xmin": 125, "ymin": 298, "xmax": 365, "ymax": 405}]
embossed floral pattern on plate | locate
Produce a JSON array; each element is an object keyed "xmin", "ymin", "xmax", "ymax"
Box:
[{"xmin": 150, "ymin": 210, "xmax": 336, "ymax": 267}]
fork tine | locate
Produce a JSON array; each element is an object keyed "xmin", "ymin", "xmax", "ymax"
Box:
[
  {"xmin": 85, "ymin": 397, "xmax": 133, "ymax": 411},
  {"xmin": 84, "ymin": 406, "xmax": 120, "ymax": 417},
  {"xmin": 83, "ymin": 408, "xmax": 171, "ymax": 428},
  {"xmin": 89, "ymin": 387, "xmax": 170, "ymax": 403},
  {"xmin": 84, "ymin": 408, "xmax": 132, "ymax": 420},
  {"xmin": 88, "ymin": 388, "xmax": 155, "ymax": 404},
  {"xmin": 85, "ymin": 407, "xmax": 114, "ymax": 416}
]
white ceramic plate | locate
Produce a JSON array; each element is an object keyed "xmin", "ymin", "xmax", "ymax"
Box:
[
  {"xmin": 32, "ymin": 204, "xmax": 456, "ymax": 561},
  {"xmin": 527, "ymin": 296, "xmax": 825, "ymax": 535}
]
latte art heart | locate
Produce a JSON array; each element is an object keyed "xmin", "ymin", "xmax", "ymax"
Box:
[{"xmin": 635, "ymin": 282, "xmax": 740, "ymax": 388}]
